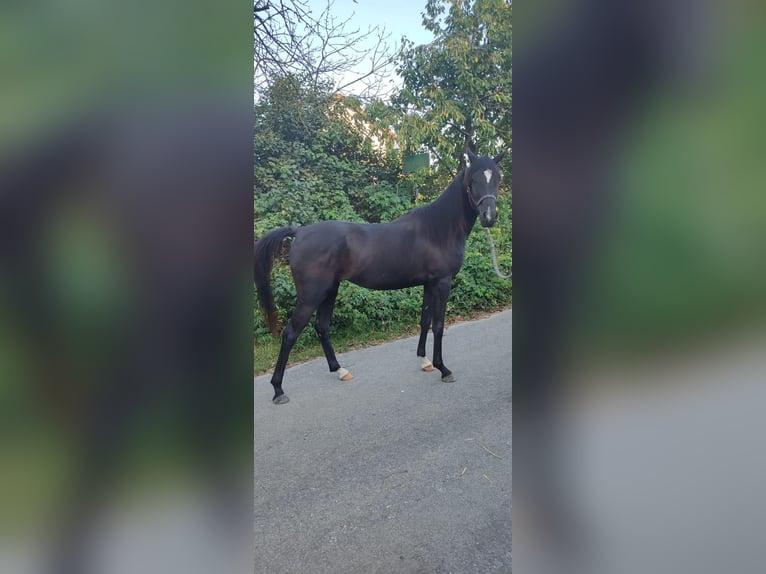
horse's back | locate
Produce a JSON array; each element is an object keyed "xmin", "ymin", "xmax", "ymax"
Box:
[
  {"xmin": 288, "ymin": 219, "xmax": 425, "ymax": 289},
  {"xmin": 292, "ymin": 219, "xmax": 408, "ymax": 255}
]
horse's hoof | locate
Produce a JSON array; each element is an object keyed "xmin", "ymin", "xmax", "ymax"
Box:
[
  {"xmin": 338, "ymin": 367, "xmax": 353, "ymax": 381},
  {"xmin": 272, "ymin": 394, "xmax": 290, "ymax": 404},
  {"xmin": 441, "ymin": 374, "xmax": 456, "ymax": 383},
  {"xmin": 420, "ymin": 357, "xmax": 435, "ymax": 371}
]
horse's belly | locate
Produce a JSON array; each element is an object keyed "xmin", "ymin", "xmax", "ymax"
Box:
[{"xmin": 347, "ymin": 269, "xmax": 424, "ymax": 291}]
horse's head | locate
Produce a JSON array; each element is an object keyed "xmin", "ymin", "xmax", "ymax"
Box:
[{"xmin": 464, "ymin": 150, "xmax": 506, "ymax": 228}]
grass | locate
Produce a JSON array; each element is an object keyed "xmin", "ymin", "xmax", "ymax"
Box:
[{"xmin": 254, "ymin": 306, "xmax": 510, "ymax": 375}]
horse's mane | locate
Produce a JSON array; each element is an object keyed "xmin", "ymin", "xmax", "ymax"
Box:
[{"xmin": 395, "ymin": 169, "xmax": 475, "ymax": 240}]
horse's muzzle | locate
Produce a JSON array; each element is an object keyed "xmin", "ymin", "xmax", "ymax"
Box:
[{"xmin": 479, "ymin": 206, "xmax": 497, "ymax": 228}]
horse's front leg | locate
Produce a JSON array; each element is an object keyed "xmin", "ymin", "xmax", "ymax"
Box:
[
  {"xmin": 430, "ymin": 277, "xmax": 455, "ymax": 382},
  {"xmin": 416, "ymin": 284, "xmax": 435, "ymax": 372}
]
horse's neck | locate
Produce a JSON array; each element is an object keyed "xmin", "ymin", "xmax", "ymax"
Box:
[{"xmin": 428, "ymin": 174, "xmax": 476, "ymax": 241}]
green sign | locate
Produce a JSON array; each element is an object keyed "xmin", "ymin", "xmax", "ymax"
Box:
[{"xmin": 403, "ymin": 153, "xmax": 430, "ymax": 173}]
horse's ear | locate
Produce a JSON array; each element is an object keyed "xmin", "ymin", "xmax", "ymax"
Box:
[
  {"xmin": 466, "ymin": 149, "xmax": 479, "ymax": 165},
  {"xmin": 493, "ymin": 151, "xmax": 506, "ymax": 165}
]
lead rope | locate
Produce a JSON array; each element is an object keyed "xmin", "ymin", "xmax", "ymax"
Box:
[{"xmin": 484, "ymin": 227, "xmax": 512, "ymax": 280}]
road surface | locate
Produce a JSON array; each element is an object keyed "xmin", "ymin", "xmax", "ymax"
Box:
[{"xmin": 254, "ymin": 309, "xmax": 513, "ymax": 574}]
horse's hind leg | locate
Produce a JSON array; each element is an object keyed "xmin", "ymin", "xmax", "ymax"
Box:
[
  {"xmin": 314, "ymin": 283, "xmax": 351, "ymax": 381},
  {"xmin": 270, "ymin": 301, "xmax": 316, "ymax": 404},
  {"xmin": 416, "ymin": 285, "xmax": 435, "ymax": 372}
]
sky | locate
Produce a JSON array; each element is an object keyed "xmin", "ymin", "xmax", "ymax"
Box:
[
  {"xmin": 304, "ymin": 0, "xmax": 435, "ymax": 46},
  {"xmin": 304, "ymin": 0, "xmax": 436, "ymax": 96}
]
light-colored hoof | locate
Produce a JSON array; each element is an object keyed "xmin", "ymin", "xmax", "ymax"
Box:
[
  {"xmin": 338, "ymin": 367, "xmax": 353, "ymax": 381},
  {"xmin": 420, "ymin": 357, "xmax": 435, "ymax": 372}
]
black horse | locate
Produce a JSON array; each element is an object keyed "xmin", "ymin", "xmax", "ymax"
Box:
[{"xmin": 255, "ymin": 149, "xmax": 506, "ymax": 404}]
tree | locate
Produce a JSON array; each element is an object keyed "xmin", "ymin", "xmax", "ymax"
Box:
[
  {"xmin": 393, "ymin": 0, "xmax": 512, "ymax": 175},
  {"xmin": 254, "ymin": 0, "xmax": 397, "ymax": 98},
  {"xmin": 254, "ymin": 75, "xmax": 407, "ymax": 235}
]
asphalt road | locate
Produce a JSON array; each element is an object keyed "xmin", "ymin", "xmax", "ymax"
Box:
[{"xmin": 254, "ymin": 309, "xmax": 513, "ymax": 574}]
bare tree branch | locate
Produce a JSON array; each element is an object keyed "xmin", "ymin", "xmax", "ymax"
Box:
[{"xmin": 254, "ymin": 0, "xmax": 397, "ymax": 100}]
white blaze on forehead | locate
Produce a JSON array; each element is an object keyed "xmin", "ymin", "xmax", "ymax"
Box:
[{"xmin": 483, "ymin": 169, "xmax": 493, "ymax": 184}]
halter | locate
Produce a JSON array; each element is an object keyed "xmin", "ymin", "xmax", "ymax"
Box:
[{"xmin": 466, "ymin": 183, "xmax": 497, "ymax": 213}]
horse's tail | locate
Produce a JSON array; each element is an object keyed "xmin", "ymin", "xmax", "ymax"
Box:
[{"xmin": 254, "ymin": 226, "xmax": 297, "ymax": 337}]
